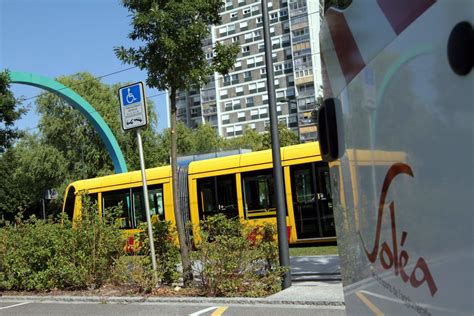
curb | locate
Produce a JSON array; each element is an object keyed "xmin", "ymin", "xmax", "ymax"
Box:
[{"xmin": 0, "ymin": 295, "xmax": 345, "ymax": 307}]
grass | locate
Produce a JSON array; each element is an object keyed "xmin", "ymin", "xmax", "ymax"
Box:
[{"xmin": 289, "ymin": 244, "xmax": 339, "ymax": 257}]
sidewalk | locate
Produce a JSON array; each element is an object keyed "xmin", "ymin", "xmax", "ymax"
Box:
[{"xmin": 0, "ymin": 256, "xmax": 345, "ymax": 306}]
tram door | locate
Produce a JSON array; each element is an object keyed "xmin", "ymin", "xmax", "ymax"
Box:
[{"xmin": 291, "ymin": 162, "xmax": 335, "ymax": 239}]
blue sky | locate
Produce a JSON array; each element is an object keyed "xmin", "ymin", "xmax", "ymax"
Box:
[{"xmin": 0, "ymin": 0, "xmax": 169, "ymax": 133}]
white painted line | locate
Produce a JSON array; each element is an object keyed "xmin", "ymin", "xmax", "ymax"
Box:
[
  {"xmin": 189, "ymin": 306, "xmax": 218, "ymax": 316},
  {"xmin": 0, "ymin": 301, "xmax": 31, "ymax": 310},
  {"xmin": 360, "ymin": 290, "xmax": 459, "ymax": 314}
]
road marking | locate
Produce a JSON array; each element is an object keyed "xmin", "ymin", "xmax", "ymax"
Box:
[
  {"xmin": 211, "ymin": 306, "xmax": 228, "ymax": 316},
  {"xmin": 356, "ymin": 291, "xmax": 384, "ymax": 316},
  {"xmin": 189, "ymin": 306, "xmax": 218, "ymax": 316},
  {"xmin": 0, "ymin": 302, "xmax": 31, "ymax": 310}
]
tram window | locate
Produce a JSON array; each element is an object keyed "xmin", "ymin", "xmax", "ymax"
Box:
[
  {"xmin": 242, "ymin": 169, "xmax": 276, "ymax": 219},
  {"xmin": 64, "ymin": 186, "xmax": 76, "ymax": 220},
  {"xmin": 102, "ymin": 189, "xmax": 132, "ymax": 229},
  {"xmin": 197, "ymin": 175, "xmax": 238, "ymax": 220},
  {"xmin": 86, "ymin": 193, "xmax": 98, "ymax": 207},
  {"xmin": 132, "ymin": 185, "xmax": 165, "ymax": 226}
]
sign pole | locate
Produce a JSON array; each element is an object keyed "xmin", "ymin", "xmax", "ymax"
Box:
[
  {"xmin": 118, "ymin": 81, "xmax": 156, "ymax": 277},
  {"xmin": 137, "ymin": 128, "xmax": 158, "ymax": 273}
]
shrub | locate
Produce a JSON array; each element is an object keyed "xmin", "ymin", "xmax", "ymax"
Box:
[
  {"xmin": 110, "ymin": 255, "xmax": 157, "ymax": 293},
  {"xmin": 0, "ymin": 196, "xmax": 124, "ymax": 291},
  {"xmin": 135, "ymin": 219, "xmax": 181, "ymax": 285},
  {"xmin": 191, "ymin": 214, "xmax": 285, "ymax": 297}
]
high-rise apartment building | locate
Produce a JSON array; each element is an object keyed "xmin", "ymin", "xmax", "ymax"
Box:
[{"xmin": 176, "ymin": 0, "xmax": 322, "ymax": 143}]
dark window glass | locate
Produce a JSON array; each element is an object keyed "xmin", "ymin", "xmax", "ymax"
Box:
[
  {"xmin": 197, "ymin": 175, "xmax": 238, "ymax": 220},
  {"xmin": 64, "ymin": 186, "xmax": 76, "ymax": 220},
  {"xmin": 102, "ymin": 189, "xmax": 132, "ymax": 229},
  {"xmin": 132, "ymin": 184, "xmax": 165, "ymax": 226},
  {"xmin": 242, "ymin": 169, "xmax": 277, "ymax": 219}
]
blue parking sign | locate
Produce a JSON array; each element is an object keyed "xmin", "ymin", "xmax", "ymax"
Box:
[{"xmin": 120, "ymin": 83, "xmax": 142, "ymax": 106}]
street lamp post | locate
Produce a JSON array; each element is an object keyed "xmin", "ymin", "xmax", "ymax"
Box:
[{"xmin": 261, "ymin": 0, "xmax": 291, "ymax": 289}]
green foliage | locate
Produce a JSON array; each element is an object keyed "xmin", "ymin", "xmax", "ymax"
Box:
[
  {"xmin": 136, "ymin": 220, "xmax": 181, "ymax": 285},
  {"xmin": 191, "ymin": 214, "xmax": 285, "ymax": 297},
  {"xmin": 192, "ymin": 123, "xmax": 222, "ymax": 154},
  {"xmin": 224, "ymin": 126, "xmax": 264, "ymax": 152},
  {"xmin": 0, "ymin": 69, "xmax": 26, "ymax": 152},
  {"xmin": 115, "ymin": 0, "xmax": 238, "ymax": 93},
  {"xmin": 262, "ymin": 122, "xmax": 300, "ymax": 149},
  {"xmin": 110, "ymin": 255, "xmax": 156, "ymax": 293},
  {"xmin": 0, "ymin": 72, "xmax": 162, "ymax": 219},
  {"xmin": 0, "ymin": 197, "xmax": 124, "ymax": 291},
  {"xmin": 36, "ymin": 72, "xmax": 160, "ymax": 175}
]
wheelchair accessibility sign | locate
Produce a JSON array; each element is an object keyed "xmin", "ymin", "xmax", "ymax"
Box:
[{"xmin": 119, "ymin": 82, "xmax": 148, "ymax": 131}]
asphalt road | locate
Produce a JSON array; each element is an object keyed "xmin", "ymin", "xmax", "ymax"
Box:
[{"xmin": 0, "ymin": 301, "xmax": 345, "ymax": 316}]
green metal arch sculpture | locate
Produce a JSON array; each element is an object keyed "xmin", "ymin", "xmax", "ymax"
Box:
[{"xmin": 10, "ymin": 71, "xmax": 128, "ymax": 173}]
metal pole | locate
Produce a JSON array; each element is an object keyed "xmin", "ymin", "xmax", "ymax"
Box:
[
  {"xmin": 137, "ymin": 129, "xmax": 158, "ymax": 273},
  {"xmin": 261, "ymin": 0, "xmax": 291, "ymax": 289},
  {"xmin": 42, "ymin": 199, "xmax": 46, "ymax": 221}
]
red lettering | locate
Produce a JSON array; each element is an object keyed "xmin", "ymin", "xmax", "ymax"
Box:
[{"xmin": 359, "ymin": 163, "xmax": 438, "ymax": 297}]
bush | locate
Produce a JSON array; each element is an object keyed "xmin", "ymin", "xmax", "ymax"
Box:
[
  {"xmin": 191, "ymin": 214, "xmax": 285, "ymax": 297},
  {"xmin": 135, "ymin": 219, "xmax": 181, "ymax": 285},
  {"xmin": 110, "ymin": 255, "xmax": 157, "ymax": 293},
  {"xmin": 0, "ymin": 196, "xmax": 124, "ymax": 291}
]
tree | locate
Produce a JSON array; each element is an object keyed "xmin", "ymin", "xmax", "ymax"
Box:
[
  {"xmin": 115, "ymin": 0, "xmax": 239, "ymax": 282},
  {"xmin": 0, "ymin": 72, "xmax": 162, "ymax": 220},
  {"xmin": 262, "ymin": 122, "xmax": 299, "ymax": 149},
  {"xmin": 36, "ymin": 72, "xmax": 160, "ymax": 176},
  {"xmin": 224, "ymin": 126, "xmax": 263, "ymax": 152},
  {"xmin": 193, "ymin": 123, "xmax": 221, "ymax": 154},
  {"xmin": 0, "ymin": 70, "xmax": 26, "ymax": 152}
]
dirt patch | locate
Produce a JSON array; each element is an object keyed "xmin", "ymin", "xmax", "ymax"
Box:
[{"xmin": 1, "ymin": 284, "xmax": 204, "ymax": 298}]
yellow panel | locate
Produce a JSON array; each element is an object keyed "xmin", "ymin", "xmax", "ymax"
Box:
[{"xmin": 295, "ymin": 76, "xmax": 314, "ymax": 85}]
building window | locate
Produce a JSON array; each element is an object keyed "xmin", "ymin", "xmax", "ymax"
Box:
[
  {"xmin": 246, "ymin": 57, "xmax": 255, "ymax": 66},
  {"xmin": 240, "ymin": 21, "xmax": 249, "ymax": 29},
  {"xmin": 236, "ymin": 86, "xmax": 244, "ymax": 95},
  {"xmin": 220, "ymin": 89, "xmax": 228, "ymax": 97},
  {"xmin": 270, "ymin": 12, "xmax": 278, "ymax": 19},
  {"xmin": 249, "ymin": 83, "xmax": 257, "ymax": 91},
  {"xmin": 238, "ymin": 112, "xmax": 246, "ymax": 122},
  {"xmin": 251, "ymin": 109, "xmax": 259, "ymax": 119},
  {"xmin": 235, "ymin": 125, "xmax": 243, "ymax": 135},
  {"xmin": 243, "ymin": 7, "xmax": 251, "ymax": 14},
  {"xmin": 242, "ymin": 46, "xmax": 250, "ymax": 53},
  {"xmin": 226, "ymin": 126, "xmax": 235, "ymax": 136},
  {"xmin": 230, "ymin": 11, "xmax": 238, "ymax": 18},
  {"xmin": 276, "ymin": 90, "xmax": 286, "ymax": 99},
  {"xmin": 243, "ymin": 71, "xmax": 252, "ymax": 80},
  {"xmin": 233, "ymin": 99, "xmax": 241, "ymax": 110},
  {"xmin": 222, "ymin": 114, "xmax": 230, "ymax": 124},
  {"xmin": 246, "ymin": 96, "xmax": 255, "ymax": 107},
  {"xmin": 232, "ymin": 36, "xmax": 240, "ymax": 43},
  {"xmin": 224, "ymin": 102, "xmax": 233, "ymax": 111}
]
